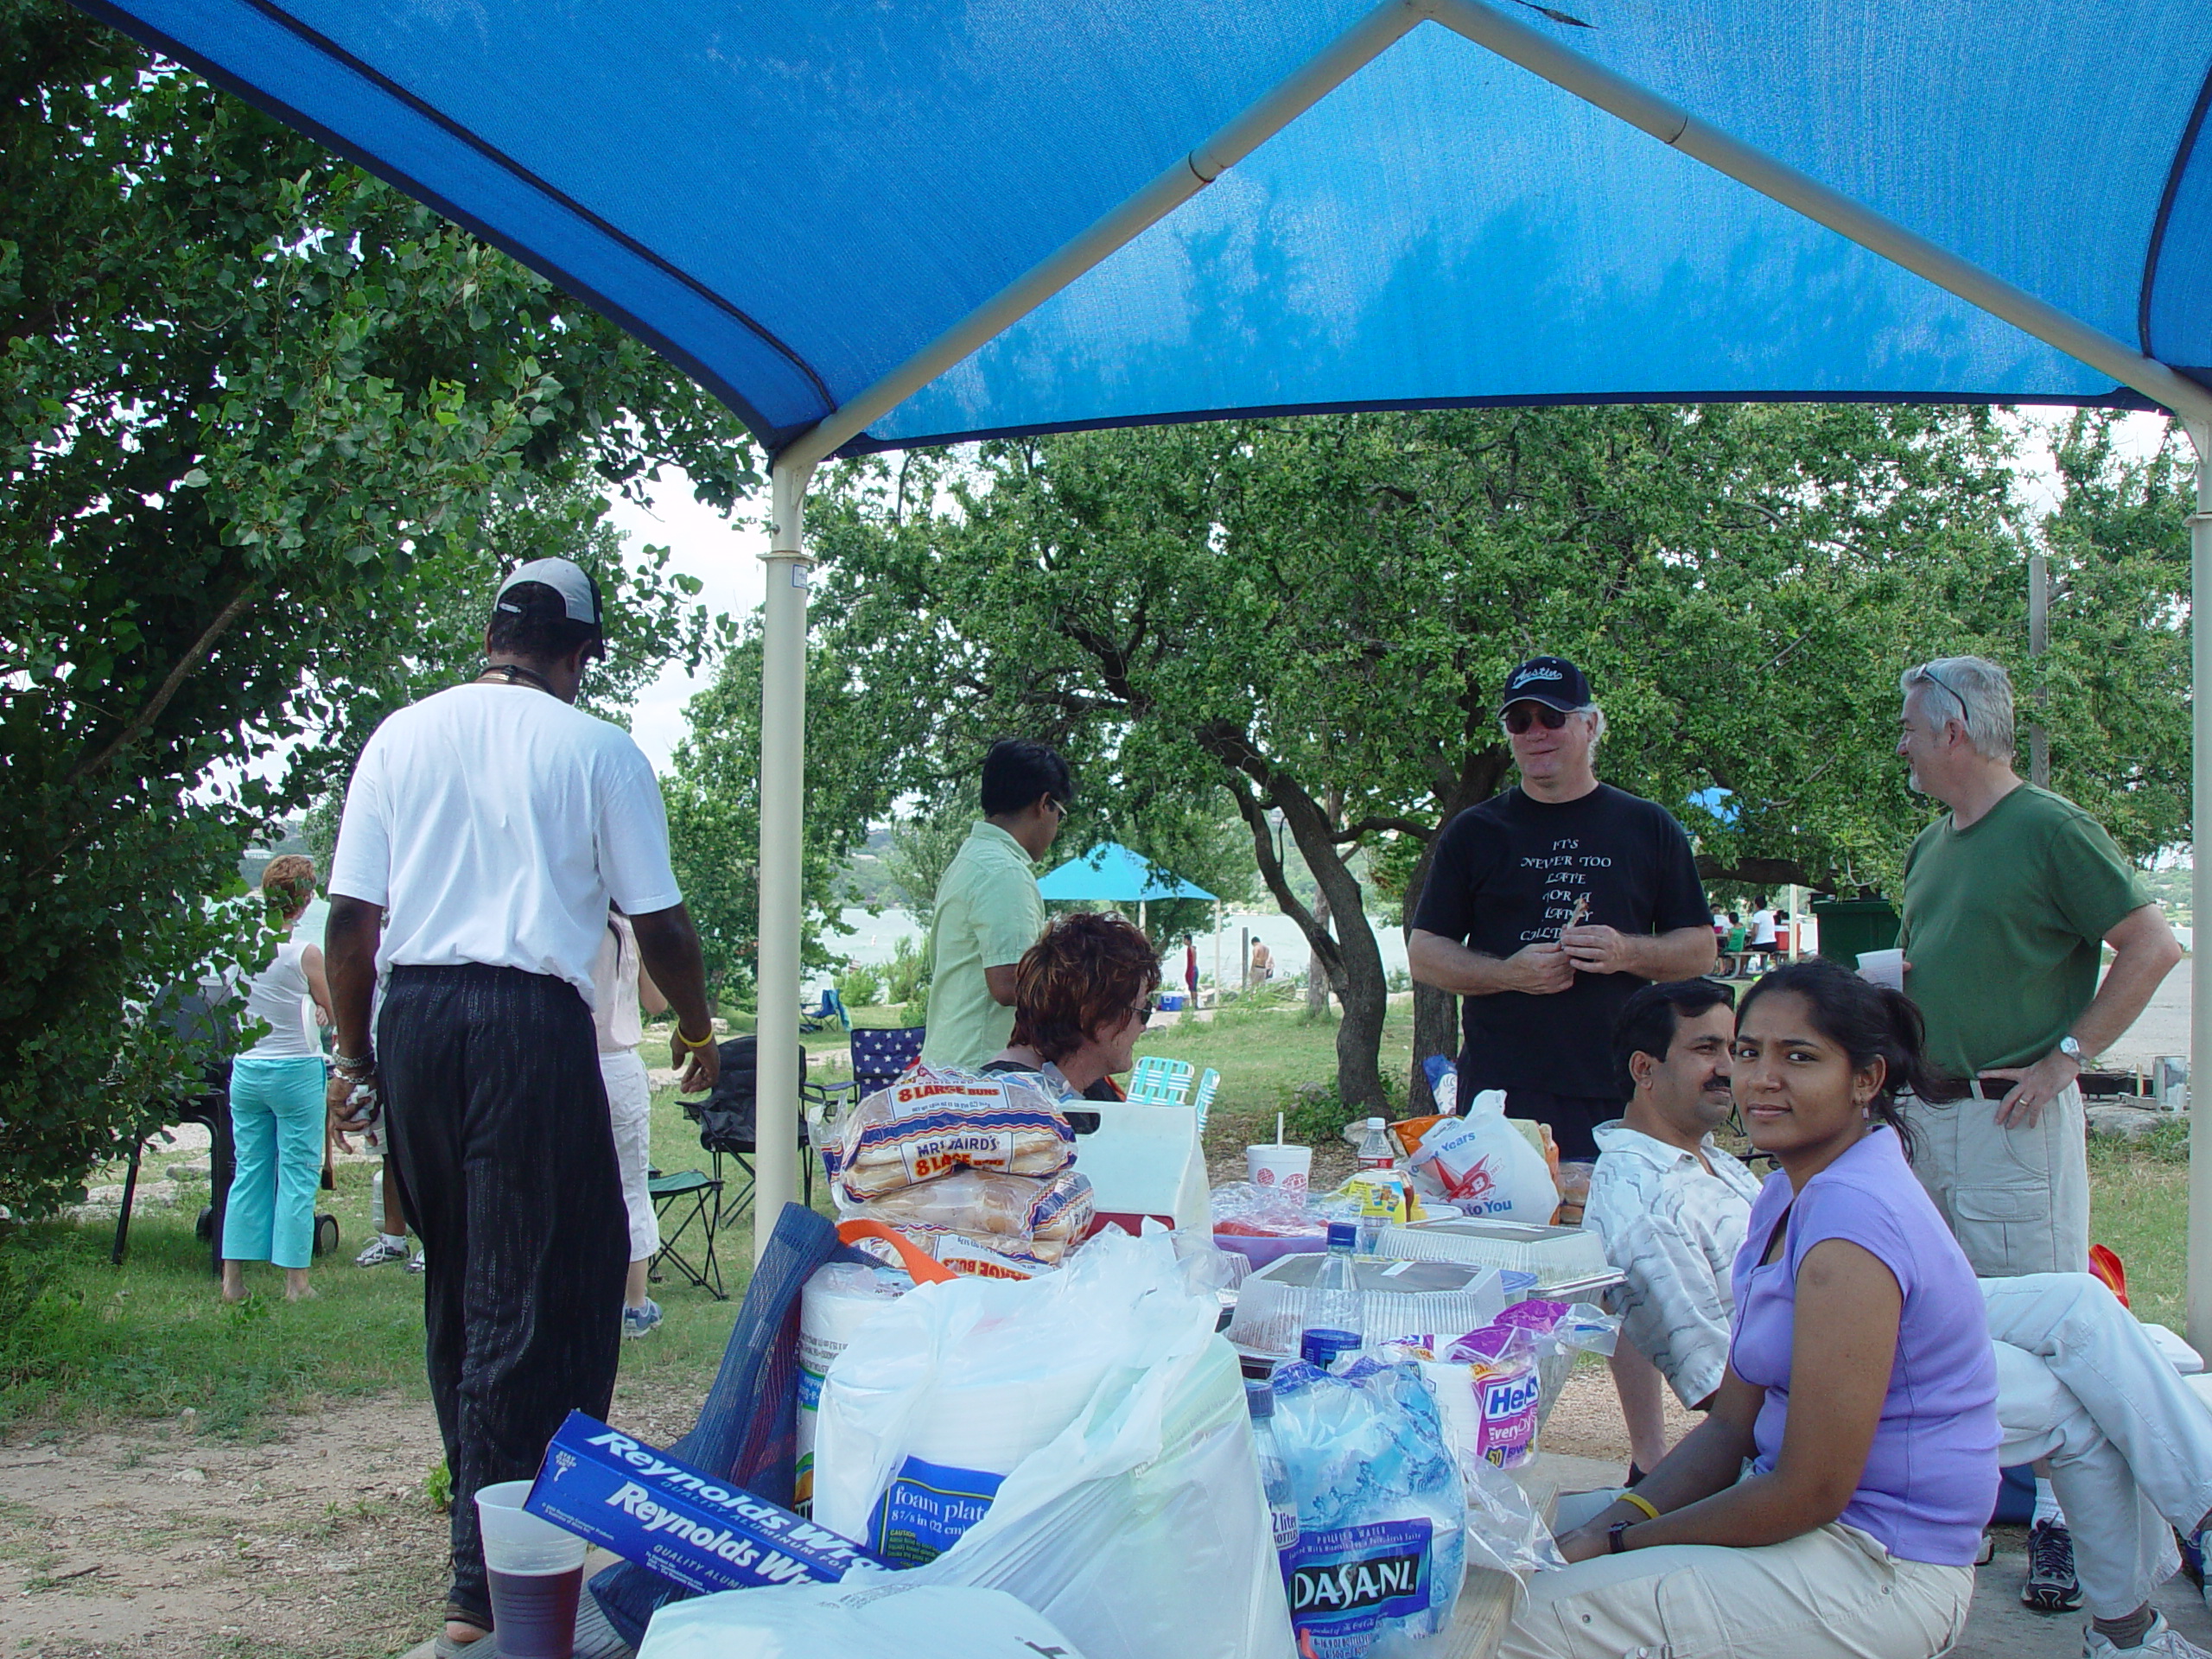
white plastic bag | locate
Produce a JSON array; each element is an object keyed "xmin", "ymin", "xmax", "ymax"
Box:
[
  {"xmin": 636, "ymin": 1578, "xmax": 1090, "ymax": 1659},
  {"xmin": 813, "ymin": 1230, "xmax": 1294, "ymax": 1659},
  {"xmin": 1406, "ymin": 1091, "xmax": 1555, "ymax": 1220}
]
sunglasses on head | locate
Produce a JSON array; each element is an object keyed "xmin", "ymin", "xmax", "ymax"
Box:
[{"xmin": 1502, "ymin": 702, "xmax": 1571, "ymax": 734}]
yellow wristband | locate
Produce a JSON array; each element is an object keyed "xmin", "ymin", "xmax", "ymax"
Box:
[
  {"xmin": 1618, "ymin": 1490, "xmax": 1661, "ymax": 1522},
  {"xmin": 676, "ymin": 1027, "xmax": 715, "ymax": 1051}
]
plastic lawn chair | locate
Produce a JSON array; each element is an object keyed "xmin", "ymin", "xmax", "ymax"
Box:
[
  {"xmin": 1127, "ymin": 1054, "xmax": 1195, "ymax": 1104},
  {"xmin": 1190, "ymin": 1067, "xmax": 1220, "ymax": 1133}
]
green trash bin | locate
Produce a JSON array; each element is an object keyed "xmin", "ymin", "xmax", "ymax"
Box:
[{"xmin": 1809, "ymin": 898, "xmax": 1901, "ymax": 969}]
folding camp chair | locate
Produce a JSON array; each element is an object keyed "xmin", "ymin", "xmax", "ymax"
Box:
[
  {"xmin": 849, "ymin": 1025, "xmax": 926, "ymax": 1094},
  {"xmin": 1127, "ymin": 1054, "xmax": 1195, "ymax": 1104},
  {"xmin": 673, "ymin": 1039, "xmax": 816, "ymax": 1280},
  {"xmin": 647, "ymin": 1167, "xmax": 726, "ymax": 1300},
  {"xmin": 798, "ymin": 986, "xmax": 849, "ymax": 1034}
]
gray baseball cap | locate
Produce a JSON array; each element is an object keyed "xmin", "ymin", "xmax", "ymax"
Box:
[{"xmin": 495, "ymin": 557, "xmax": 604, "ymax": 637}]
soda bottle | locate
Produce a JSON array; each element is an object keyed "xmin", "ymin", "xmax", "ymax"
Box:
[
  {"xmin": 1245, "ymin": 1379, "xmax": 1300, "ymax": 1588},
  {"xmin": 1357, "ymin": 1116, "xmax": 1394, "ymax": 1169},
  {"xmin": 1299, "ymin": 1220, "xmax": 1363, "ymax": 1367}
]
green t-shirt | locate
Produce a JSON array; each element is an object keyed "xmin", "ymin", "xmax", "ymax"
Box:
[
  {"xmin": 919, "ymin": 822, "xmax": 1046, "ymax": 1070},
  {"xmin": 1897, "ymin": 784, "xmax": 2152, "ymax": 1077}
]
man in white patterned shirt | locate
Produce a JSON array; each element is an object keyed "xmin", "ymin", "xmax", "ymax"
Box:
[{"xmin": 1585, "ymin": 978, "xmax": 1761, "ymax": 1477}]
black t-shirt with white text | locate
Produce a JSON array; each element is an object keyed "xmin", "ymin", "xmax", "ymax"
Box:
[{"xmin": 1411, "ymin": 784, "xmax": 1710, "ymax": 1098}]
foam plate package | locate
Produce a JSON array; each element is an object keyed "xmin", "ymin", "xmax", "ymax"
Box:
[
  {"xmin": 1224, "ymin": 1254, "xmax": 1505, "ymax": 1358},
  {"xmin": 1375, "ymin": 1217, "xmax": 1617, "ymax": 1297}
]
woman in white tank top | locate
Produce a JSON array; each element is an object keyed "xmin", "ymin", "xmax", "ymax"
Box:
[{"xmin": 221, "ymin": 855, "xmax": 334, "ymax": 1304}]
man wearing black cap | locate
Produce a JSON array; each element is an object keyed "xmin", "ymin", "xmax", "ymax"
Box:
[
  {"xmin": 1409, "ymin": 658, "xmax": 1715, "ymax": 1163},
  {"xmin": 322, "ymin": 557, "xmax": 720, "ymax": 1654}
]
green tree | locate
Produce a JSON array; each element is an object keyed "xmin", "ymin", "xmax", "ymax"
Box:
[
  {"xmin": 0, "ymin": 7, "xmax": 753, "ymax": 1216},
  {"xmin": 802, "ymin": 406, "xmax": 2149, "ymax": 1112}
]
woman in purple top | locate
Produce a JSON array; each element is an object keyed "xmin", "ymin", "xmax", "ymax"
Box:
[{"xmin": 1503, "ymin": 959, "xmax": 1997, "ymax": 1659}]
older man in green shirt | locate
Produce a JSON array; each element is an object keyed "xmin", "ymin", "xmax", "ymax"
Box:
[
  {"xmin": 920, "ymin": 740, "xmax": 1072, "ymax": 1070},
  {"xmin": 1892, "ymin": 656, "xmax": 2182, "ymax": 1281}
]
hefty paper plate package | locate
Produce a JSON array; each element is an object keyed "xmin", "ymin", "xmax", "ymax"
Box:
[{"xmin": 526, "ymin": 1412, "xmax": 882, "ymax": 1595}]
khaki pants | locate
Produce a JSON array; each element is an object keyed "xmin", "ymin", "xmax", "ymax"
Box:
[
  {"xmin": 1500, "ymin": 1492, "xmax": 1974, "ymax": 1659},
  {"xmin": 1899, "ymin": 1081, "xmax": 2089, "ymax": 1275}
]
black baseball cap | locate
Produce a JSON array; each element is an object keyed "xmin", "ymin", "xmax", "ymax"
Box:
[{"xmin": 1498, "ymin": 656, "xmax": 1591, "ymax": 713}]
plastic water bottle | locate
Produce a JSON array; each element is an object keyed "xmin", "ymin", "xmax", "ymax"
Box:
[
  {"xmin": 1245, "ymin": 1380, "xmax": 1300, "ymax": 1587},
  {"xmin": 1300, "ymin": 1220, "xmax": 1364, "ymax": 1367},
  {"xmin": 1357, "ymin": 1116, "xmax": 1394, "ymax": 1169}
]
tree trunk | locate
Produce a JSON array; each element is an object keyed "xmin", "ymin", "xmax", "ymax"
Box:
[
  {"xmin": 1305, "ymin": 881, "xmax": 1333, "ymax": 1017},
  {"xmin": 1201, "ymin": 726, "xmax": 1389, "ymax": 1113}
]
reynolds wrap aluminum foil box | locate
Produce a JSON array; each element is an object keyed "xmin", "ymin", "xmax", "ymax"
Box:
[{"xmin": 526, "ymin": 1412, "xmax": 882, "ymax": 1595}]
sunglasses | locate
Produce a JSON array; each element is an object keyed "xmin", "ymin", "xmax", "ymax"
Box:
[
  {"xmin": 1131, "ymin": 995, "xmax": 1159, "ymax": 1020},
  {"xmin": 1046, "ymin": 796, "xmax": 1071, "ymax": 820},
  {"xmin": 1501, "ymin": 703, "xmax": 1571, "ymax": 734},
  {"xmin": 1907, "ymin": 664, "xmax": 1967, "ymax": 721}
]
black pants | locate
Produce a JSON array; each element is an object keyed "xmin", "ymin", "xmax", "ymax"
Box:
[
  {"xmin": 1456, "ymin": 1072, "xmax": 1619, "ymax": 1164},
  {"xmin": 379, "ymin": 964, "xmax": 627, "ymax": 1625}
]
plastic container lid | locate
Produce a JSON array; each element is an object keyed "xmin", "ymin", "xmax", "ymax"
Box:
[
  {"xmin": 1243, "ymin": 1378, "xmax": 1275, "ymax": 1419},
  {"xmin": 1365, "ymin": 1117, "xmax": 1385, "ymax": 1128},
  {"xmin": 1325, "ymin": 1220, "xmax": 1358, "ymax": 1251}
]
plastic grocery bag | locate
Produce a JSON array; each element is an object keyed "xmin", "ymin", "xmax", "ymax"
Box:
[
  {"xmin": 813, "ymin": 1229, "xmax": 1294, "ymax": 1659},
  {"xmin": 1272, "ymin": 1357, "xmax": 1468, "ymax": 1658},
  {"xmin": 1406, "ymin": 1091, "xmax": 1556, "ymax": 1220},
  {"xmin": 636, "ymin": 1577, "xmax": 1090, "ymax": 1659}
]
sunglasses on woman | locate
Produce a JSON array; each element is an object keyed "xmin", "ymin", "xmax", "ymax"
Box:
[{"xmin": 1502, "ymin": 703, "xmax": 1571, "ymax": 734}]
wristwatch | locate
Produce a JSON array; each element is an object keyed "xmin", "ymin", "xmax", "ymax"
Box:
[
  {"xmin": 2056, "ymin": 1035, "xmax": 2084, "ymax": 1066},
  {"xmin": 1607, "ymin": 1520, "xmax": 1634, "ymax": 1554}
]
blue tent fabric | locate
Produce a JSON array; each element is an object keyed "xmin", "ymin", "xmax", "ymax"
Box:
[
  {"xmin": 1037, "ymin": 843, "xmax": 1216, "ymax": 904},
  {"xmin": 72, "ymin": 1, "xmax": 2212, "ymax": 456}
]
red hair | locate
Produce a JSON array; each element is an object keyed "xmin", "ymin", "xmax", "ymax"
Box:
[{"xmin": 1009, "ymin": 912, "xmax": 1160, "ymax": 1063}]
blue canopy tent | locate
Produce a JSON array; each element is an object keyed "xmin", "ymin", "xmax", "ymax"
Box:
[
  {"xmin": 77, "ymin": 0, "xmax": 2212, "ymax": 1323},
  {"xmin": 1037, "ymin": 843, "xmax": 1220, "ymax": 973}
]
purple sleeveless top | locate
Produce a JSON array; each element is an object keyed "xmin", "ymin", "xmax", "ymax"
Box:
[{"xmin": 1729, "ymin": 1127, "xmax": 1998, "ymax": 1567}]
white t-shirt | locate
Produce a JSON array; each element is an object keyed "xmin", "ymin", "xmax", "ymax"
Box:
[
  {"xmin": 1749, "ymin": 908, "xmax": 1779, "ymax": 945},
  {"xmin": 590, "ymin": 913, "xmax": 645, "ymax": 1054},
  {"xmin": 241, "ymin": 934, "xmax": 321, "ymax": 1059},
  {"xmin": 328, "ymin": 684, "xmax": 683, "ymax": 1007}
]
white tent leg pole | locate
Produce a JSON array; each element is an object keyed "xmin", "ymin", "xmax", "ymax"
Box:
[
  {"xmin": 2188, "ymin": 421, "xmax": 2212, "ymax": 1351},
  {"xmin": 754, "ymin": 456, "xmax": 817, "ymax": 1265}
]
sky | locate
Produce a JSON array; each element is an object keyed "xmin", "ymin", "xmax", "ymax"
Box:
[{"xmin": 605, "ymin": 407, "xmax": 2185, "ymax": 775}]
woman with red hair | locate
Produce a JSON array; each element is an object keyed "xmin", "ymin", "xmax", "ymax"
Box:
[{"xmin": 983, "ymin": 912, "xmax": 1160, "ymax": 1101}]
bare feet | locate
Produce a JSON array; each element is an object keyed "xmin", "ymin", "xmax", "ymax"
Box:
[
  {"xmin": 219, "ymin": 1262, "xmax": 245, "ymax": 1304},
  {"xmin": 445, "ymin": 1618, "xmax": 490, "ymax": 1647},
  {"xmin": 283, "ymin": 1269, "xmax": 315, "ymax": 1303}
]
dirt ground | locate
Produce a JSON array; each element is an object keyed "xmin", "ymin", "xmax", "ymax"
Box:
[{"xmin": 0, "ymin": 1379, "xmax": 706, "ymax": 1659}]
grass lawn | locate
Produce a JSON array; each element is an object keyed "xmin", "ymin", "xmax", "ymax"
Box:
[{"xmin": 0, "ymin": 994, "xmax": 2194, "ymax": 1438}]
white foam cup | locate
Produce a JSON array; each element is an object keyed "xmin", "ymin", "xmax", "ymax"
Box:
[
  {"xmin": 474, "ymin": 1480, "xmax": 588, "ymax": 1575},
  {"xmin": 1857, "ymin": 948, "xmax": 1906, "ymax": 990},
  {"xmin": 1246, "ymin": 1144, "xmax": 1313, "ymax": 1198}
]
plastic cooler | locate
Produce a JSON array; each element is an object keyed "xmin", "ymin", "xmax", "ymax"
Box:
[
  {"xmin": 1374, "ymin": 1217, "xmax": 1619, "ymax": 1302},
  {"xmin": 1223, "ymin": 1254, "xmax": 1505, "ymax": 1357}
]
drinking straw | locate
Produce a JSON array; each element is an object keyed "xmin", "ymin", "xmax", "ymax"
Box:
[{"xmin": 1276, "ymin": 1111, "xmax": 1285, "ymax": 1146}]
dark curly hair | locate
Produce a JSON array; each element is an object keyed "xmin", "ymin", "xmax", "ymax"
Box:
[
  {"xmin": 1735, "ymin": 958, "xmax": 1939, "ymax": 1155},
  {"xmin": 1008, "ymin": 912, "xmax": 1161, "ymax": 1063}
]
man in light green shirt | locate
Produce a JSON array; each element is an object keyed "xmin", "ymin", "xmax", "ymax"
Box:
[
  {"xmin": 1892, "ymin": 656, "xmax": 2181, "ymax": 1281},
  {"xmin": 919, "ymin": 740, "xmax": 1071, "ymax": 1069}
]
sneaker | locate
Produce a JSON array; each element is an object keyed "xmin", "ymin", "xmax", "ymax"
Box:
[
  {"xmin": 407, "ymin": 1248, "xmax": 427, "ymax": 1274},
  {"xmin": 1976, "ymin": 1529, "xmax": 1997, "ymax": 1567},
  {"xmin": 2025, "ymin": 1519, "xmax": 2083, "ymax": 1612},
  {"xmin": 354, "ymin": 1236, "xmax": 409, "ymax": 1268},
  {"xmin": 622, "ymin": 1299, "xmax": 664, "ymax": 1340},
  {"xmin": 2083, "ymin": 1612, "xmax": 2212, "ymax": 1656}
]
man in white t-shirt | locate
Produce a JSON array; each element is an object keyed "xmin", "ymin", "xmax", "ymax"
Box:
[{"xmin": 323, "ymin": 559, "xmax": 719, "ymax": 1656}]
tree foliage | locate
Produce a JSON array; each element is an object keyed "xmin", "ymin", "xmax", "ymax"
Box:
[
  {"xmin": 0, "ymin": 6, "xmax": 753, "ymax": 1216},
  {"xmin": 800, "ymin": 406, "xmax": 2185, "ymax": 1109}
]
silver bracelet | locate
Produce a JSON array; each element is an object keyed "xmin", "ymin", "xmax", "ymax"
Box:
[{"xmin": 333, "ymin": 1050, "xmax": 376, "ymax": 1072}]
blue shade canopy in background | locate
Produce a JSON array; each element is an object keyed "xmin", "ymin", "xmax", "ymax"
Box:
[
  {"xmin": 1037, "ymin": 844, "xmax": 1217, "ymax": 905},
  {"xmin": 75, "ymin": 0, "xmax": 2212, "ymax": 459}
]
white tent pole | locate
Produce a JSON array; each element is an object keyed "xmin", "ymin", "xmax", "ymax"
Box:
[
  {"xmin": 754, "ymin": 455, "xmax": 816, "ymax": 1263},
  {"xmin": 2189, "ymin": 419, "xmax": 2212, "ymax": 1351},
  {"xmin": 774, "ymin": 0, "xmax": 1427, "ymax": 472},
  {"xmin": 1430, "ymin": 0, "xmax": 2212, "ymax": 433}
]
